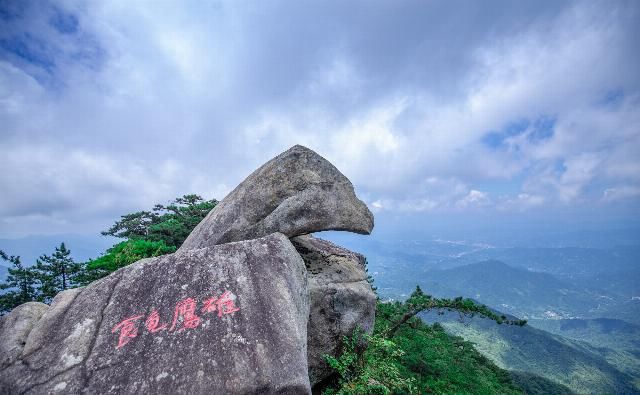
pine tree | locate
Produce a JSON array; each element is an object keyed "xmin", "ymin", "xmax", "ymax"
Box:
[
  {"xmin": 101, "ymin": 194, "xmax": 218, "ymax": 248},
  {"xmin": 35, "ymin": 243, "xmax": 83, "ymax": 303},
  {"xmin": 380, "ymin": 286, "xmax": 526, "ymax": 338},
  {"xmin": 0, "ymin": 250, "xmax": 40, "ymax": 314}
]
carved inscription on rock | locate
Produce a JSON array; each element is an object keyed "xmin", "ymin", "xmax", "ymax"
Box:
[{"xmin": 111, "ymin": 290, "xmax": 241, "ymax": 349}]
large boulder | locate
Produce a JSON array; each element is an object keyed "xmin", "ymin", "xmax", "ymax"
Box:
[
  {"xmin": 291, "ymin": 235, "xmax": 377, "ymax": 386},
  {"xmin": 0, "ymin": 302, "xmax": 49, "ymax": 370},
  {"xmin": 0, "ymin": 233, "xmax": 311, "ymax": 394},
  {"xmin": 180, "ymin": 145, "xmax": 374, "ymax": 251}
]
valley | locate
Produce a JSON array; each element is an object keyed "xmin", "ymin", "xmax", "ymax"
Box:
[{"xmin": 325, "ymin": 229, "xmax": 640, "ymax": 394}]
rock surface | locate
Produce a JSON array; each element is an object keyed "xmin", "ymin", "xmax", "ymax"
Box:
[
  {"xmin": 180, "ymin": 145, "xmax": 374, "ymax": 251},
  {"xmin": 291, "ymin": 235, "xmax": 377, "ymax": 385},
  {"xmin": 0, "ymin": 233, "xmax": 311, "ymax": 394},
  {"xmin": 0, "ymin": 302, "xmax": 49, "ymax": 370}
]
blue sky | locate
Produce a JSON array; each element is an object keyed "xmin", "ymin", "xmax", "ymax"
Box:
[{"xmin": 0, "ymin": 0, "xmax": 639, "ymax": 239}]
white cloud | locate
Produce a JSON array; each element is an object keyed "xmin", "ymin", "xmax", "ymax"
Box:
[
  {"xmin": 455, "ymin": 190, "xmax": 490, "ymax": 209},
  {"xmin": 370, "ymin": 200, "xmax": 384, "ymax": 211},
  {"xmin": 0, "ymin": 143, "xmax": 230, "ymax": 236},
  {"xmin": 558, "ymin": 153, "xmax": 603, "ymax": 202},
  {"xmin": 500, "ymin": 193, "xmax": 546, "ymax": 212},
  {"xmin": 602, "ymin": 186, "xmax": 640, "ymax": 202},
  {"xmin": 0, "ymin": 1, "xmax": 639, "ymax": 236},
  {"xmin": 231, "ymin": 1, "xmax": 640, "ymax": 209}
]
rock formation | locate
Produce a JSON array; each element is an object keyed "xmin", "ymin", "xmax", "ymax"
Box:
[
  {"xmin": 1, "ymin": 234, "xmax": 310, "ymax": 394},
  {"xmin": 292, "ymin": 235, "xmax": 376, "ymax": 385},
  {"xmin": 0, "ymin": 145, "xmax": 376, "ymax": 394},
  {"xmin": 180, "ymin": 145, "xmax": 374, "ymax": 250}
]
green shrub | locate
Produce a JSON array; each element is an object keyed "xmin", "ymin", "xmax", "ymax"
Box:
[
  {"xmin": 80, "ymin": 239, "xmax": 175, "ymax": 284},
  {"xmin": 322, "ymin": 288, "xmax": 526, "ymax": 394},
  {"xmin": 323, "ymin": 329, "xmax": 416, "ymax": 395}
]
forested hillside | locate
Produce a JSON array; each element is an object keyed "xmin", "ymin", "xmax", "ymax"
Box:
[{"xmin": 422, "ymin": 312, "xmax": 638, "ymax": 394}]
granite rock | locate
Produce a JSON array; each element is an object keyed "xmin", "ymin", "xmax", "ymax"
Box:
[
  {"xmin": 0, "ymin": 233, "xmax": 310, "ymax": 394},
  {"xmin": 180, "ymin": 145, "xmax": 373, "ymax": 250},
  {"xmin": 0, "ymin": 302, "xmax": 49, "ymax": 370},
  {"xmin": 291, "ymin": 235, "xmax": 376, "ymax": 385}
]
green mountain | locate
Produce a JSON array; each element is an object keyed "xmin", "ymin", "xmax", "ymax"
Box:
[
  {"xmin": 422, "ymin": 312, "xmax": 639, "ymax": 394},
  {"xmin": 509, "ymin": 371, "xmax": 575, "ymax": 395},
  {"xmin": 529, "ymin": 318, "xmax": 640, "ymax": 380},
  {"xmin": 392, "ymin": 318, "xmax": 574, "ymax": 394},
  {"xmin": 324, "ymin": 297, "xmax": 571, "ymax": 395}
]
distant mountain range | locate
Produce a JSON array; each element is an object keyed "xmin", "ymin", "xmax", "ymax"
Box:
[
  {"xmin": 351, "ymin": 238, "xmax": 640, "ymax": 325},
  {"xmin": 419, "ymin": 259, "xmax": 638, "ymax": 323},
  {"xmin": 422, "ymin": 312, "xmax": 639, "ymax": 394}
]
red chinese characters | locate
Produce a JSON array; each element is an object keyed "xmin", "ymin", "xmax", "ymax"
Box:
[
  {"xmin": 169, "ymin": 297, "xmax": 200, "ymax": 331},
  {"xmin": 111, "ymin": 290, "xmax": 240, "ymax": 349},
  {"xmin": 112, "ymin": 314, "xmax": 144, "ymax": 349},
  {"xmin": 145, "ymin": 310, "xmax": 168, "ymax": 333},
  {"xmin": 202, "ymin": 291, "xmax": 241, "ymax": 317}
]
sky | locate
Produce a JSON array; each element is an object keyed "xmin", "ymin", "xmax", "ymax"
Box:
[{"xmin": 1, "ymin": 0, "xmax": 639, "ymax": 240}]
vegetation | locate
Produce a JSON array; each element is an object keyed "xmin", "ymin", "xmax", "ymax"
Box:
[
  {"xmin": 323, "ymin": 329, "xmax": 416, "ymax": 394},
  {"xmin": 0, "ymin": 242, "xmax": 84, "ymax": 311},
  {"xmin": 509, "ymin": 372, "xmax": 574, "ymax": 395},
  {"xmin": 79, "ymin": 239, "xmax": 175, "ymax": 285},
  {"xmin": 392, "ymin": 319, "xmax": 521, "ymax": 394},
  {"xmin": 436, "ymin": 313, "xmax": 639, "ymax": 394},
  {"xmin": 35, "ymin": 242, "xmax": 84, "ymax": 303},
  {"xmin": 0, "ymin": 194, "xmax": 217, "ymax": 313},
  {"xmin": 379, "ymin": 285, "xmax": 525, "ymax": 338},
  {"xmin": 322, "ymin": 285, "xmax": 527, "ymax": 394},
  {"xmin": 101, "ymin": 194, "xmax": 217, "ymax": 248},
  {"xmin": 0, "ymin": 251, "xmax": 39, "ymax": 312},
  {"xmin": 529, "ymin": 318, "xmax": 640, "ymax": 379}
]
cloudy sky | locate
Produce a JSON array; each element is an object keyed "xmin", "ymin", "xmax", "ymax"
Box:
[{"xmin": 1, "ymin": 0, "xmax": 639, "ymax": 239}]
